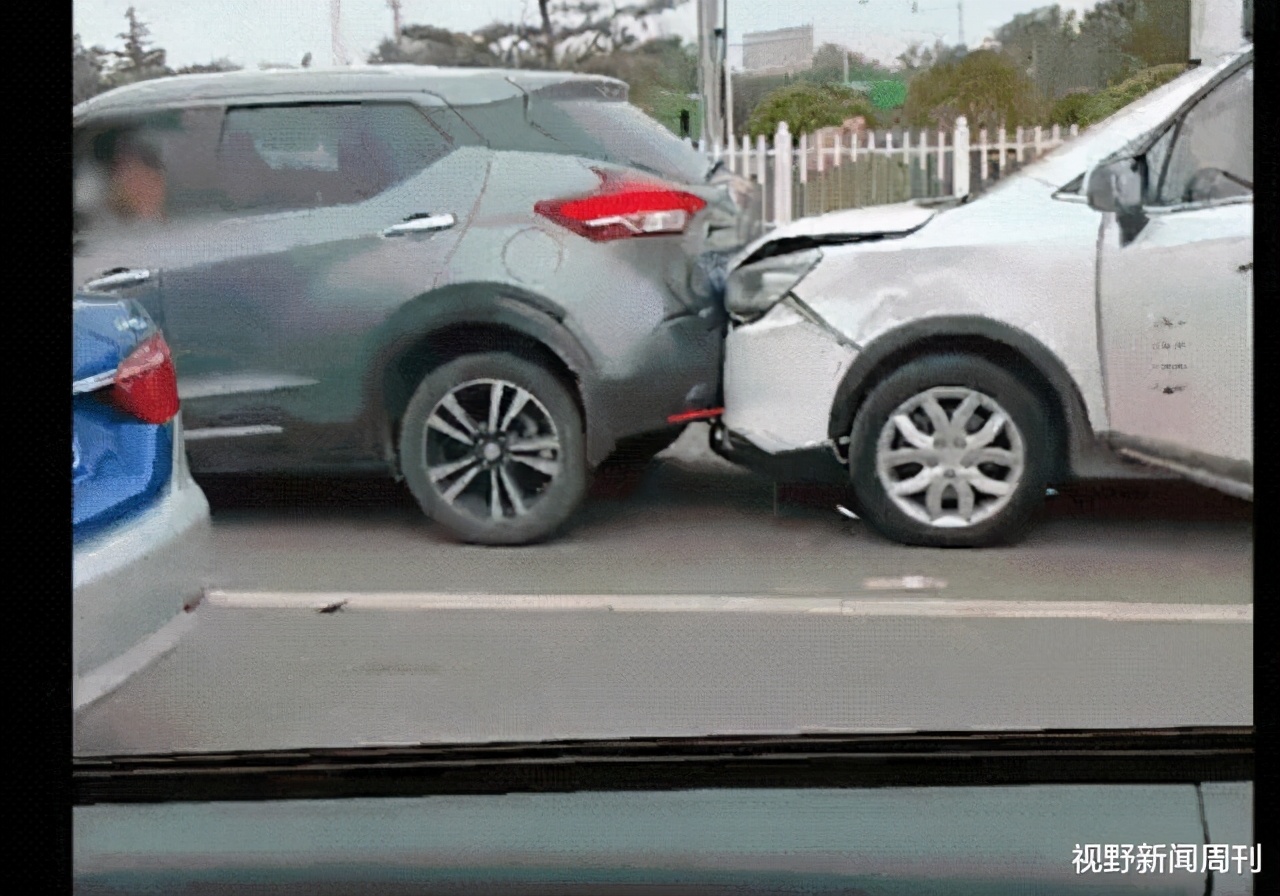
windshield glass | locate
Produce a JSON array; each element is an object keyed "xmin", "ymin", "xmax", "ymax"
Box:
[{"xmin": 985, "ymin": 59, "xmax": 1227, "ymax": 194}]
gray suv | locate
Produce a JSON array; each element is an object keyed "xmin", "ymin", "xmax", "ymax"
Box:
[{"xmin": 74, "ymin": 66, "xmax": 760, "ymax": 544}]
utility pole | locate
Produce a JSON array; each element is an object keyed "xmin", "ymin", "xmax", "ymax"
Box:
[
  {"xmin": 696, "ymin": 0, "xmax": 723, "ymax": 147},
  {"xmin": 388, "ymin": 0, "xmax": 403, "ymax": 40},
  {"xmin": 843, "ymin": 49, "xmax": 849, "ymax": 83},
  {"xmin": 958, "ymin": 1, "xmax": 965, "ymax": 46},
  {"xmin": 721, "ymin": 0, "xmax": 730, "ymax": 144},
  {"xmin": 330, "ymin": 0, "xmax": 348, "ymax": 66}
]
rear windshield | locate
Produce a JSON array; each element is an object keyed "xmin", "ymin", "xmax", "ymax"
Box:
[{"xmin": 531, "ymin": 98, "xmax": 709, "ymax": 184}]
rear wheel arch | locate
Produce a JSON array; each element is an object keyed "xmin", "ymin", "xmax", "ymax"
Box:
[
  {"xmin": 828, "ymin": 318, "xmax": 1096, "ymax": 482},
  {"xmin": 369, "ymin": 285, "xmax": 614, "ymax": 471}
]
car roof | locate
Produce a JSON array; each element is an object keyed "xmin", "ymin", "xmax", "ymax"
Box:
[{"xmin": 73, "ymin": 65, "xmax": 627, "ymax": 120}]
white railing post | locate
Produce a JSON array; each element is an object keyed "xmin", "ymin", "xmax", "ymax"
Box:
[
  {"xmin": 1051, "ymin": 123, "xmax": 1061, "ymax": 147},
  {"xmin": 996, "ymin": 124, "xmax": 1008, "ymax": 179},
  {"xmin": 1033, "ymin": 125, "xmax": 1043, "ymax": 159},
  {"xmin": 903, "ymin": 129, "xmax": 913, "ymax": 195},
  {"xmin": 816, "ymin": 130, "xmax": 825, "ymax": 173},
  {"xmin": 774, "ymin": 121, "xmax": 792, "ymax": 226},
  {"xmin": 741, "ymin": 134, "xmax": 751, "ymax": 179},
  {"xmin": 698, "ymin": 138, "xmax": 707, "ymax": 154},
  {"xmin": 953, "ymin": 116, "xmax": 970, "ymax": 197},
  {"xmin": 936, "ymin": 126, "xmax": 945, "ymax": 195},
  {"xmin": 918, "ymin": 130, "xmax": 929, "ymax": 187},
  {"xmin": 1069, "ymin": 123, "xmax": 1079, "ymax": 138},
  {"xmin": 755, "ymin": 132, "xmax": 768, "ymax": 223},
  {"xmin": 851, "ymin": 128, "xmax": 859, "ymax": 163},
  {"xmin": 798, "ymin": 132, "xmax": 808, "ymax": 185},
  {"xmin": 979, "ymin": 127, "xmax": 989, "ymax": 183},
  {"xmin": 833, "ymin": 129, "xmax": 842, "ymax": 168}
]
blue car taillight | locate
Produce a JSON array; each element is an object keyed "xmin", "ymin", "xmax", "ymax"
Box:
[{"xmin": 73, "ymin": 305, "xmax": 181, "ymax": 541}]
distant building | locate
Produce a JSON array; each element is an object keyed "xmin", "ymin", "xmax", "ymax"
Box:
[{"xmin": 743, "ymin": 25, "xmax": 814, "ymax": 74}]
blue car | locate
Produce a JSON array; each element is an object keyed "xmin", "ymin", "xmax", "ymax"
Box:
[{"xmin": 73, "ymin": 293, "xmax": 210, "ymax": 711}]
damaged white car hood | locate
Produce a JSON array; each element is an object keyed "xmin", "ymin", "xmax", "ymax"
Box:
[{"xmin": 730, "ymin": 202, "xmax": 937, "ymax": 269}]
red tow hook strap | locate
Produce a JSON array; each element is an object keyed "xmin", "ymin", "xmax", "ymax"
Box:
[{"xmin": 667, "ymin": 407, "xmax": 724, "ymax": 424}]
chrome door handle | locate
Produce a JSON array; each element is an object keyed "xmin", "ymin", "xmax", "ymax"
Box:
[
  {"xmin": 84, "ymin": 268, "xmax": 152, "ymax": 291},
  {"xmin": 382, "ymin": 213, "xmax": 456, "ymax": 237}
]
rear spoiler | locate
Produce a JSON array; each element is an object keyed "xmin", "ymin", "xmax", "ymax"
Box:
[{"xmin": 504, "ymin": 75, "xmax": 628, "ymax": 102}]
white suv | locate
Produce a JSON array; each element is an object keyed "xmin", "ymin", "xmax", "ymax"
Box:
[{"xmin": 715, "ymin": 46, "xmax": 1252, "ymax": 547}]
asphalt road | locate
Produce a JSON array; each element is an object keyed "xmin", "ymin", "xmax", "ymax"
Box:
[
  {"xmin": 73, "ymin": 425, "xmax": 1252, "ymax": 756},
  {"xmin": 198, "ymin": 423, "xmax": 1251, "ymax": 605}
]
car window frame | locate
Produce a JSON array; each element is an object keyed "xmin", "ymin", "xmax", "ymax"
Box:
[
  {"xmin": 1147, "ymin": 64, "xmax": 1252, "ymax": 210},
  {"xmin": 73, "ymin": 105, "xmax": 228, "ymax": 230},
  {"xmin": 213, "ymin": 99, "xmax": 457, "ymax": 215},
  {"xmin": 1126, "ymin": 55, "xmax": 1254, "ymax": 215},
  {"xmin": 1049, "ymin": 52, "xmax": 1253, "ymax": 209}
]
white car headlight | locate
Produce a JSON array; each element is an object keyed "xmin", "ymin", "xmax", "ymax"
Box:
[{"xmin": 725, "ymin": 249, "xmax": 822, "ymax": 323}]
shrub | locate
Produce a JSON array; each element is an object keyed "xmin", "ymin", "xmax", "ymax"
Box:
[{"xmin": 746, "ymin": 83, "xmax": 880, "ymax": 141}]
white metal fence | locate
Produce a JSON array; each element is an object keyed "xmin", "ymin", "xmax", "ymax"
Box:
[{"xmin": 695, "ymin": 117, "xmax": 1081, "ymax": 229}]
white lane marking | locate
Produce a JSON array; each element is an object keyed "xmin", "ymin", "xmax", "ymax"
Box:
[
  {"xmin": 202, "ymin": 590, "xmax": 1252, "ymax": 623},
  {"xmin": 863, "ymin": 576, "xmax": 947, "ymax": 591},
  {"xmin": 74, "ymin": 610, "xmax": 198, "ymax": 712}
]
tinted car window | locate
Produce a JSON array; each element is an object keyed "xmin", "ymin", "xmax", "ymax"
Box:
[
  {"xmin": 454, "ymin": 94, "xmax": 707, "ymax": 184},
  {"xmin": 533, "ymin": 98, "xmax": 709, "ymax": 183},
  {"xmin": 74, "ymin": 107, "xmax": 223, "ymax": 229},
  {"xmin": 1156, "ymin": 63, "xmax": 1252, "ymax": 205},
  {"xmin": 217, "ymin": 102, "xmax": 452, "ymax": 213}
]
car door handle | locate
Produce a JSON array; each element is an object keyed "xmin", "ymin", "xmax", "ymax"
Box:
[
  {"xmin": 382, "ymin": 213, "xmax": 456, "ymax": 237},
  {"xmin": 84, "ymin": 268, "xmax": 152, "ymax": 291}
]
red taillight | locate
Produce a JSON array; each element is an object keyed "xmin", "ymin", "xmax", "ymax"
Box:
[
  {"xmin": 535, "ymin": 172, "xmax": 706, "ymax": 242},
  {"xmin": 109, "ymin": 333, "xmax": 179, "ymax": 424}
]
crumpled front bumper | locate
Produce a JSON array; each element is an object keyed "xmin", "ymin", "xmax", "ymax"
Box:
[
  {"xmin": 720, "ymin": 300, "xmax": 859, "ymax": 458},
  {"xmin": 709, "ymin": 421, "xmax": 847, "ymax": 484}
]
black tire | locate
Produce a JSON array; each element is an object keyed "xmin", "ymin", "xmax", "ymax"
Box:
[
  {"xmin": 847, "ymin": 352, "xmax": 1051, "ymax": 547},
  {"xmin": 398, "ymin": 352, "xmax": 588, "ymax": 545}
]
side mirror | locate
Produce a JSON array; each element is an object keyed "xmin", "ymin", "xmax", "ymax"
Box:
[{"xmin": 1086, "ymin": 157, "xmax": 1149, "ymax": 244}]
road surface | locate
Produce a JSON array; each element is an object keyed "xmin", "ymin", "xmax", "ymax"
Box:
[{"xmin": 74, "ymin": 425, "xmax": 1252, "ymax": 755}]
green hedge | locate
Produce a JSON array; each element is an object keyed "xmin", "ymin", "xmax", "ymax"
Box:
[{"xmin": 1051, "ymin": 64, "xmax": 1189, "ymax": 128}]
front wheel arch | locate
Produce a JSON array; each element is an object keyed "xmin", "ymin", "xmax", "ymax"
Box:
[{"xmin": 828, "ymin": 320, "xmax": 1091, "ymax": 483}]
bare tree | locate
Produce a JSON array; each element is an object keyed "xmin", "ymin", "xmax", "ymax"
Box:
[
  {"xmin": 104, "ymin": 7, "xmax": 171, "ymax": 87},
  {"xmin": 74, "ymin": 34, "xmax": 109, "ymax": 103},
  {"xmin": 474, "ymin": 0, "xmax": 686, "ymax": 70}
]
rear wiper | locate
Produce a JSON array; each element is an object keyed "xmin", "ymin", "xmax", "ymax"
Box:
[{"xmin": 706, "ymin": 158, "xmax": 726, "ymax": 179}]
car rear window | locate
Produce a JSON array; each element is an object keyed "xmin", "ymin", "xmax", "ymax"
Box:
[{"xmin": 532, "ymin": 98, "xmax": 709, "ymax": 184}]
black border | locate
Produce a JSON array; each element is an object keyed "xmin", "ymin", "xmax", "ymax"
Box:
[
  {"xmin": 74, "ymin": 728, "xmax": 1253, "ymax": 805},
  {"xmin": 35, "ymin": 3, "xmax": 75, "ymax": 893},
  {"xmin": 47, "ymin": 3, "xmax": 1270, "ymax": 892}
]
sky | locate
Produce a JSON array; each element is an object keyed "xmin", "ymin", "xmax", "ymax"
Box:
[{"xmin": 74, "ymin": 0, "xmax": 1101, "ymax": 71}]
